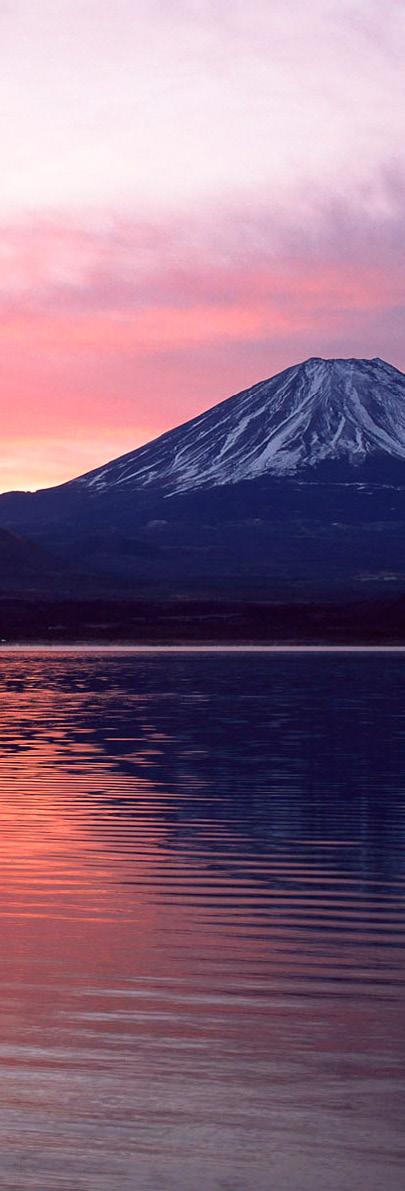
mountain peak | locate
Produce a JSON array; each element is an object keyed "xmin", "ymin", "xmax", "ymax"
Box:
[{"xmin": 71, "ymin": 355, "xmax": 405, "ymax": 496}]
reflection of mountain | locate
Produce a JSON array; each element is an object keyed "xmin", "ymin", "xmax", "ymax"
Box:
[{"xmin": 3, "ymin": 651, "xmax": 405, "ymax": 887}]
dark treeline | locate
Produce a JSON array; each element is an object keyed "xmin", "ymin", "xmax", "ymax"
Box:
[{"xmin": 0, "ymin": 595, "xmax": 404, "ymax": 644}]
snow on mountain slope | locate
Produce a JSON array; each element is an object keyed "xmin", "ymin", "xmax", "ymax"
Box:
[{"xmin": 72, "ymin": 357, "xmax": 405, "ymax": 496}]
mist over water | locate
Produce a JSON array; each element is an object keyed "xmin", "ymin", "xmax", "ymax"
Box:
[{"xmin": 0, "ymin": 649, "xmax": 404, "ymax": 1190}]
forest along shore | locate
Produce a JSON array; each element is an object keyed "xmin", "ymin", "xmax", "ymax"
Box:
[{"xmin": 0, "ymin": 596, "xmax": 404, "ymax": 645}]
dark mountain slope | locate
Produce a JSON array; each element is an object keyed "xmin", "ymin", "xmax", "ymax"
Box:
[{"xmin": 0, "ymin": 527, "xmax": 60, "ymax": 594}]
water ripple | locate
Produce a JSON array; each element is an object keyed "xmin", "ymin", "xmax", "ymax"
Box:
[{"xmin": 0, "ymin": 649, "xmax": 404, "ymax": 1189}]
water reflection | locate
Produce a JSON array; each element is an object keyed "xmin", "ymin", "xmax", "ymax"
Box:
[{"xmin": 0, "ymin": 650, "xmax": 404, "ymax": 1190}]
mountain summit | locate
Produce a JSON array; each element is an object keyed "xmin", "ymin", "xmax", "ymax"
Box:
[{"xmin": 72, "ymin": 356, "xmax": 405, "ymax": 496}]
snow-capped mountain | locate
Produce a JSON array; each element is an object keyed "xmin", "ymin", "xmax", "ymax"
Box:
[
  {"xmin": 72, "ymin": 357, "xmax": 405, "ymax": 495},
  {"xmin": 1, "ymin": 355, "xmax": 405, "ymax": 603}
]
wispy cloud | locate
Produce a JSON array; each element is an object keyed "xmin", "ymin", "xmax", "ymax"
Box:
[{"xmin": 0, "ymin": 1, "xmax": 403, "ymax": 214}]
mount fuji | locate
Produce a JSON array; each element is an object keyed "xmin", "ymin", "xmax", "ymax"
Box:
[
  {"xmin": 71, "ymin": 356, "xmax": 405, "ymax": 494},
  {"xmin": 1, "ymin": 356, "xmax": 405, "ymax": 602}
]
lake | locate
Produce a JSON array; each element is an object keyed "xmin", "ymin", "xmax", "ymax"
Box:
[{"xmin": 0, "ymin": 648, "xmax": 404, "ymax": 1190}]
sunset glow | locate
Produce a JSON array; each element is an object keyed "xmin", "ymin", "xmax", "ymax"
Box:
[{"xmin": 0, "ymin": 1, "xmax": 404, "ymax": 490}]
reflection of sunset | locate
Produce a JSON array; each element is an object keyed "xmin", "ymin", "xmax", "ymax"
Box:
[{"xmin": 0, "ymin": 650, "xmax": 404, "ymax": 1190}]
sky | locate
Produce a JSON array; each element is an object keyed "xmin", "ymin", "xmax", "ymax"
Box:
[{"xmin": 0, "ymin": 0, "xmax": 404, "ymax": 491}]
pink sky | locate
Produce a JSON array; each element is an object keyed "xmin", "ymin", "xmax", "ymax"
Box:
[{"xmin": 0, "ymin": 0, "xmax": 404, "ymax": 490}]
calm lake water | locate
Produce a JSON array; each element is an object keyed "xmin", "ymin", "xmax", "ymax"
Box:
[{"xmin": 0, "ymin": 648, "xmax": 404, "ymax": 1190}]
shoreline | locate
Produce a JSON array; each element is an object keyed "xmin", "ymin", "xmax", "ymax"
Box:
[
  {"xmin": 2, "ymin": 642, "xmax": 405, "ymax": 653},
  {"xmin": 1, "ymin": 594, "xmax": 405, "ymax": 649}
]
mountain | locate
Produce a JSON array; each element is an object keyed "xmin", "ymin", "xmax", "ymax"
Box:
[
  {"xmin": 0, "ymin": 527, "xmax": 59, "ymax": 593},
  {"xmin": 1, "ymin": 356, "xmax": 405, "ymax": 602},
  {"xmin": 70, "ymin": 356, "xmax": 405, "ymax": 494}
]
